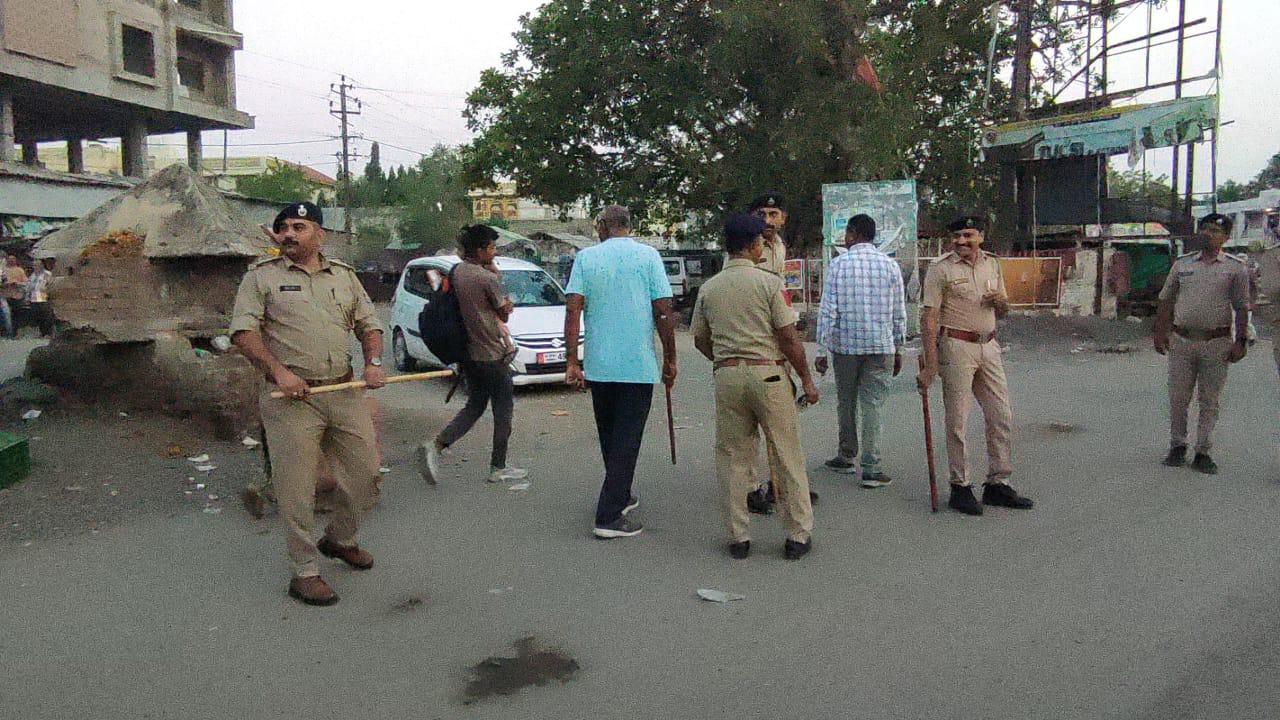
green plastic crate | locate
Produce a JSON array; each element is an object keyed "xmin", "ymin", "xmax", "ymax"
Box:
[{"xmin": 0, "ymin": 431, "xmax": 31, "ymax": 489}]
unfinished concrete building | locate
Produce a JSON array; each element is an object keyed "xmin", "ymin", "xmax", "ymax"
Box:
[{"xmin": 0, "ymin": 0, "xmax": 253, "ymax": 176}]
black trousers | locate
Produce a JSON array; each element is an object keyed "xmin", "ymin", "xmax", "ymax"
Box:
[
  {"xmin": 590, "ymin": 381, "xmax": 654, "ymax": 525},
  {"xmin": 436, "ymin": 359, "xmax": 514, "ymax": 469}
]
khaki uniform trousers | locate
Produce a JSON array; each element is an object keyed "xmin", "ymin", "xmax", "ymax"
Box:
[
  {"xmin": 714, "ymin": 364, "xmax": 814, "ymax": 543},
  {"xmin": 1167, "ymin": 334, "xmax": 1232, "ymax": 453},
  {"xmin": 261, "ymin": 387, "xmax": 380, "ymax": 578},
  {"xmin": 938, "ymin": 336, "xmax": 1013, "ymax": 487}
]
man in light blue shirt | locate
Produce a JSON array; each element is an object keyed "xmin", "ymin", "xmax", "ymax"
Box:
[
  {"xmin": 565, "ymin": 205, "xmax": 677, "ymax": 538},
  {"xmin": 815, "ymin": 214, "xmax": 906, "ymax": 488}
]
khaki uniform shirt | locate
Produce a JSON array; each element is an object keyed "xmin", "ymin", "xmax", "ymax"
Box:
[
  {"xmin": 230, "ymin": 255, "xmax": 383, "ymax": 380},
  {"xmin": 921, "ymin": 250, "xmax": 1006, "ymax": 336},
  {"xmin": 1158, "ymin": 251, "xmax": 1250, "ymax": 331},
  {"xmin": 760, "ymin": 237, "xmax": 787, "ymax": 275},
  {"xmin": 691, "ymin": 258, "xmax": 793, "ymax": 363}
]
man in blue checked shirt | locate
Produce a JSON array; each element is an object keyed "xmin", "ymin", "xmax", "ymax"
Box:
[{"xmin": 814, "ymin": 214, "xmax": 906, "ymax": 488}]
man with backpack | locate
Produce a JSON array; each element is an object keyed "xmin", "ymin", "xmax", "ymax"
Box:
[{"xmin": 417, "ymin": 224, "xmax": 528, "ymax": 485}]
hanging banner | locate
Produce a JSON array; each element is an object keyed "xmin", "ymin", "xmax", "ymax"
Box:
[
  {"xmin": 821, "ymin": 179, "xmax": 918, "ymax": 253},
  {"xmin": 982, "ymin": 95, "xmax": 1218, "ymax": 163}
]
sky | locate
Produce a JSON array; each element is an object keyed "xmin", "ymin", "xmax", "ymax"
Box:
[{"xmin": 163, "ymin": 0, "xmax": 1277, "ymax": 193}]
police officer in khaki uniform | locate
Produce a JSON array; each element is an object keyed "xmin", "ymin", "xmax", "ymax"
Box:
[
  {"xmin": 693, "ymin": 214, "xmax": 818, "ymax": 560},
  {"xmin": 744, "ymin": 192, "xmax": 818, "ymax": 512},
  {"xmin": 917, "ymin": 215, "xmax": 1033, "ymax": 515},
  {"xmin": 1154, "ymin": 213, "xmax": 1251, "ymax": 475},
  {"xmin": 231, "ymin": 202, "xmax": 386, "ymax": 606}
]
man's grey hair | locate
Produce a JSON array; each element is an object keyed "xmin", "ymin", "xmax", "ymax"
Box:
[{"xmin": 596, "ymin": 205, "xmax": 631, "ymax": 233}]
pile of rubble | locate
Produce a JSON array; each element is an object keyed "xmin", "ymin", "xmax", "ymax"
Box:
[{"xmin": 27, "ymin": 164, "xmax": 275, "ymax": 437}]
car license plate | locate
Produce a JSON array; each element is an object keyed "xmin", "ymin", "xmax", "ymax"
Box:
[{"xmin": 538, "ymin": 351, "xmax": 566, "ymax": 364}]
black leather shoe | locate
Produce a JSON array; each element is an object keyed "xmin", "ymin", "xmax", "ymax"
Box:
[
  {"xmin": 746, "ymin": 488, "xmax": 773, "ymax": 515},
  {"xmin": 728, "ymin": 540, "xmax": 751, "ymax": 559},
  {"xmin": 783, "ymin": 538, "xmax": 812, "ymax": 560},
  {"xmin": 948, "ymin": 485, "xmax": 983, "ymax": 515},
  {"xmin": 1163, "ymin": 445, "xmax": 1188, "ymax": 467},
  {"xmin": 1191, "ymin": 453, "xmax": 1218, "ymax": 475},
  {"xmin": 982, "ymin": 483, "xmax": 1034, "ymax": 509}
]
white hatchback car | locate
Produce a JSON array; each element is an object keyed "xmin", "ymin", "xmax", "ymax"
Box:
[{"xmin": 389, "ymin": 255, "xmax": 583, "ymax": 386}]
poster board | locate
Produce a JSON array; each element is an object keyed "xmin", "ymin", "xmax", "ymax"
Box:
[
  {"xmin": 783, "ymin": 259, "xmax": 805, "ymax": 291},
  {"xmin": 1001, "ymin": 257, "xmax": 1062, "ymax": 308},
  {"xmin": 821, "ymin": 180, "xmax": 918, "ymax": 254}
]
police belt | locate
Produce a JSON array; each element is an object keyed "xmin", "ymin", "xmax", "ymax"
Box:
[
  {"xmin": 301, "ymin": 370, "xmax": 354, "ymax": 387},
  {"xmin": 941, "ymin": 327, "xmax": 996, "ymax": 344},
  {"xmin": 714, "ymin": 358, "xmax": 785, "ymax": 371},
  {"xmin": 1173, "ymin": 326, "xmax": 1231, "ymax": 342}
]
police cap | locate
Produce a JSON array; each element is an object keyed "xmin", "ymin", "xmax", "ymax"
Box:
[
  {"xmin": 748, "ymin": 192, "xmax": 787, "ymax": 213},
  {"xmin": 724, "ymin": 213, "xmax": 767, "ymax": 247},
  {"xmin": 273, "ymin": 202, "xmax": 324, "ymax": 233},
  {"xmin": 946, "ymin": 214, "xmax": 986, "ymax": 233}
]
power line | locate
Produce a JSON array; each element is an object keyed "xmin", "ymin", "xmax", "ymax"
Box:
[
  {"xmin": 148, "ymin": 137, "xmax": 337, "ymax": 148},
  {"xmin": 330, "ymin": 76, "xmax": 362, "ymax": 234}
]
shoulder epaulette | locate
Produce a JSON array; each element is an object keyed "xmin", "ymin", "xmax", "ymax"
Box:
[
  {"xmin": 329, "ymin": 258, "xmax": 356, "ymax": 270},
  {"xmin": 1223, "ymin": 252, "xmax": 1245, "ymax": 263},
  {"xmin": 251, "ymin": 255, "xmax": 284, "ymax": 268},
  {"xmin": 1177, "ymin": 250, "xmax": 1198, "ymax": 259}
]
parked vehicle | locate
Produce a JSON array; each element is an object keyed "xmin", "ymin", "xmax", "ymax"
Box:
[
  {"xmin": 660, "ymin": 251, "xmax": 724, "ymax": 308},
  {"xmin": 389, "ymin": 255, "xmax": 583, "ymax": 386}
]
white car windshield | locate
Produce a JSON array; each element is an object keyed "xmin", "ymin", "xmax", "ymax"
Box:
[{"xmin": 501, "ymin": 269, "xmax": 566, "ymax": 307}]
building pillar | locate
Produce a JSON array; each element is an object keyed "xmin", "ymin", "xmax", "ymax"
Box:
[
  {"xmin": 20, "ymin": 137, "xmax": 38, "ymax": 167},
  {"xmin": 122, "ymin": 119, "xmax": 149, "ymax": 178},
  {"xmin": 185, "ymin": 130, "xmax": 203, "ymax": 173},
  {"xmin": 0, "ymin": 88, "xmax": 14, "ymax": 163},
  {"xmin": 66, "ymin": 136, "xmax": 85, "ymax": 174}
]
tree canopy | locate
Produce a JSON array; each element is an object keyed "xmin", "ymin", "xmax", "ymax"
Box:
[
  {"xmin": 1217, "ymin": 151, "xmax": 1280, "ymax": 203},
  {"xmin": 234, "ymin": 164, "xmax": 316, "ymax": 204},
  {"xmin": 395, "ymin": 146, "xmax": 474, "ymax": 254},
  {"xmin": 463, "ymin": 0, "xmax": 1022, "ymax": 246}
]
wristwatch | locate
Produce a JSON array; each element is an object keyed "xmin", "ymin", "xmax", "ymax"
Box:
[{"xmin": 368, "ymin": 357, "xmax": 383, "ymax": 367}]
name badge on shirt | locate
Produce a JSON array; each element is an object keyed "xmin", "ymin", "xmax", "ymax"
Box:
[
  {"xmin": 279, "ymin": 284, "xmax": 303, "ymax": 292},
  {"xmin": 1177, "ymin": 271, "xmax": 1194, "ymax": 278}
]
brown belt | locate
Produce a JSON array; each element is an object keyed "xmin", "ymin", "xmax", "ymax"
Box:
[
  {"xmin": 303, "ymin": 370, "xmax": 353, "ymax": 387},
  {"xmin": 1173, "ymin": 326, "xmax": 1231, "ymax": 342},
  {"xmin": 714, "ymin": 358, "xmax": 785, "ymax": 371},
  {"xmin": 941, "ymin": 327, "xmax": 996, "ymax": 344}
]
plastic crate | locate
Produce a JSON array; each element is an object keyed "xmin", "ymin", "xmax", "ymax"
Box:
[{"xmin": 0, "ymin": 431, "xmax": 31, "ymax": 489}]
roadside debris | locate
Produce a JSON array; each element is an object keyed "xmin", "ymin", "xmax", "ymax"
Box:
[
  {"xmin": 162, "ymin": 444, "xmax": 185, "ymax": 458},
  {"xmin": 394, "ymin": 595, "xmax": 426, "ymax": 612},
  {"xmin": 187, "ymin": 454, "xmax": 210, "ymax": 464},
  {"xmin": 508, "ymin": 482, "xmax": 531, "ymax": 492},
  {"xmin": 195, "ymin": 465, "xmax": 216, "ymax": 472},
  {"xmin": 240, "ymin": 436, "xmax": 261, "ymax": 449},
  {"xmin": 21, "ymin": 410, "xmax": 41, "ymax": 421},
  {"xmin": 550, "ymin": 410, "xmax": 569, "ymax": 417},
  {"xmin": 697, "ymin": 588, "xmax": 746, "ymax": 603},
  {"xmin": 1097, "ymin": 344, "xmax": 1134, "ymax": 354}
]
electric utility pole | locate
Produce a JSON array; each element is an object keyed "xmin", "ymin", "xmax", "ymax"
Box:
[{"xmin": 329, "ymin": 75, "xmax": 361, "ymax": 234}]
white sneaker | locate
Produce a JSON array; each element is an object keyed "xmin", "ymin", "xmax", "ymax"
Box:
[
  {"xmin": 416, "ymin": 442, "xmax": 441, "ymax": 485},
  {"xmin": 489, "ymin": 467, "xmax": 529, "ymax": 483}
]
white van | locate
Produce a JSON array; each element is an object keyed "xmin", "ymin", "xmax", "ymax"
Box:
[{"xmin": 389, "ymin": 255, "xmax": 583, "ymax": 386}]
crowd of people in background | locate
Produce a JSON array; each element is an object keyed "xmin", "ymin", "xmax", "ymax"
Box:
[{"xmin": 0, "ymin": 254, "xmax": 55, "ymax": 339}]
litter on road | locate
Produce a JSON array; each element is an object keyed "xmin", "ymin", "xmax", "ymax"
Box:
[
  {"xmin": 508, "ymin": 482, "xmax": 531, "ymax": 491},
  {"xmin": 696, "ymin": 589, "xmax": 746, "ymax": 603},
  {"xmin": 241, "ymin": 437, "xmax": 261, "ymax": 448},
  {"xmin": 196, "ymin": 465, "xmax": 216, "ymax": 472},
  {"xmin": 21, "ymin": 409, "xmax": 41, "ymax": 421},
  {"xmin": 187, "ymin": 454, "xmax": 210, "ymax": 464}
]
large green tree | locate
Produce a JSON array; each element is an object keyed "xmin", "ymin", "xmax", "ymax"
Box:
[
  {"xmin": 464, "ymin": 0, "xmax": 1020, "ymax": 247},
  {"xmin": 397, "ymin": 146, "xmax": 474, "ymax": 254},
  {"xmin": 1216, "ymin": 150, "xmax": 1280, "ymax": 203}
]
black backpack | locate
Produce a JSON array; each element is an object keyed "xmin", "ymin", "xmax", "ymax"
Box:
[{"xmin": 417, "ymin": 264, "xmax": 468, "ymax": 366}]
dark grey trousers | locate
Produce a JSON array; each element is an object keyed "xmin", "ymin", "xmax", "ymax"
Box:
[{"xmin": 437, "ymin": 359, "xmax": 514, "ymax": 469}]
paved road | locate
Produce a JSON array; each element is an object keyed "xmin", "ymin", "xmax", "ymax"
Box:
[{"xmin": 2, "ymin": 328, "xmax": 1278, "ymax": 719}]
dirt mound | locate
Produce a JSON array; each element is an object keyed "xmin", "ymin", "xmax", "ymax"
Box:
[{"xmin": 80, "ymin": 231, "xmax": 145, "ymax": 260}]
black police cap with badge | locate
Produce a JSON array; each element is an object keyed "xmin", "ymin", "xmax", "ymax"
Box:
[
  {"xmin": 748, "ymin": 192, "xmax": 787, "ymax": 213},
  {"xmin": 272, "ymin": 202, "xmax": 324, "ymax": 233},
  {"xmin": 946, "ymin": 214, "xmax": 986, "ymax": 233}
]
